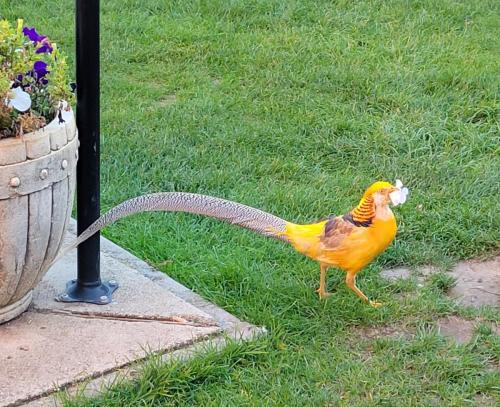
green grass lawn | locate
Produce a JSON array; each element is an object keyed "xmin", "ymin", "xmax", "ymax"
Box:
[{"xmin": 2, "ymin": 0, "xmax": 499, "ymax": 405}]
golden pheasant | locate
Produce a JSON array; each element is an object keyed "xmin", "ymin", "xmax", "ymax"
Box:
[
  {"xmin": 52, "ymin": 180, "xmax": 408, "ymax": 307},
  {"xmin": 279, "ymin": 180, "xmax": 408, "ymax": 306}
]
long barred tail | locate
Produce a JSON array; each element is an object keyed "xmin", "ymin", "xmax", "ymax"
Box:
[{"xmin": 51, "ymin": 192, "xmax": 289, "ymax": 265}]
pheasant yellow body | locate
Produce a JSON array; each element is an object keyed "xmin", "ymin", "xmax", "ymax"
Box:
[
  {"xmin": 284, "ymin": 215, "xmax": 397, "ymax": 273},
  {"xmin": 53, "ymin": 180, "xmax": 408, "ymax": 307}
]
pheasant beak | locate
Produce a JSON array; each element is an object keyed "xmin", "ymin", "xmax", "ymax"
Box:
[{"xmin": 389, "ymin": 180, "xmax": 409, "ymax": 206}]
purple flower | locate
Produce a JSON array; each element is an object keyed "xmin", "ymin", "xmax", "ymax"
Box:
[
  {"xmin": 36, "ymin": 43, "xmax": 53, "ymax": 54},
  {"xmin": 23, "ymin": 26, "xmax": 53, "ymax": 54},
  {"xmin": 22, "ymin": 27, "xmax": 46, "ymax": 43},
  {"xmin": 33, "ymin": 61, "xmax": 49, "ymax": 78}
]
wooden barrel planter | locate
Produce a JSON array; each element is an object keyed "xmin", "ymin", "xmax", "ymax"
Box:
[{"xmin": 0, "ymin": 107, "xmax": 77, "ymax": 324}]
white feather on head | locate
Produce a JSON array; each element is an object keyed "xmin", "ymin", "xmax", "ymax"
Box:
[{"xmin": 389, "ymin": 179, "xmax": 409, "ymax": 206}]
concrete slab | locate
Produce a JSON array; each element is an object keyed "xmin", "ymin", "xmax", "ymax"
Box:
[
  {"xmin": 0, "ymin": 221, "xmax": 264, "ymax": 407},
  {"xmin": 34, "ymin": 244, "xmax": 218, "ymax": 326},
  {"xmin": 0, "ymin": 312, "xmax": 218, "ymax": 406}
]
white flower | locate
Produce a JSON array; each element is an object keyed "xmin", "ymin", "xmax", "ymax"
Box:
[
  {"xmin": 6, "ymin": 87, "xmax": 32, "ymax": 112},
  {"xmin": 389, "ymin": 179, "xmax": 409, "ymax": 206}
]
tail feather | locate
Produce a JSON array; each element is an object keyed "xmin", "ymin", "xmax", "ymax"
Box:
[{"xmin": 51, "ymin": 192, "xmax": 289, "ymax": 266}]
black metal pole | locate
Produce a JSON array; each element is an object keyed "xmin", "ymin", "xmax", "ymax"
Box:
[
  {"xmin": 57, "ymin": 0, "xmax": 118, "ymax": 304},
  {"xmin": 76, "ymin": 0, "xmax": 100, "ymax": 285}
]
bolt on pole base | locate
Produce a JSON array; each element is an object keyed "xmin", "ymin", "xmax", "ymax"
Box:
[{"xmin": 56, "ymin": 279, "xmax": 118, "ymax": 305}]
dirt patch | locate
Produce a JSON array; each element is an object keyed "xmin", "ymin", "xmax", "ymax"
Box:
[
  {"xmin": 436, "ymin": 316, "xmax": 499, "ymax": 345},
  {"xmin": 380, "ymin": 265, "xmax": 437, "ymax": 284},
  {"xmin": 356, "ymin": 324, "xmax": 414, "ymax": 340},
  {"xmin": 448, "ymin": 257, "xmax": 500, "ymax": 307},
  {"xmin": 356, "ymin": 317, "xmax": 498, "ymax": 345},
  {"xmin": 436, "ymin": 316, "xmax": 476, "ymax": 344},
  {"xmin": 381, "ymin": 257, "xmax": 500, "ymax": 308},
  {"xmin": 380, "ymin": 267, "xmax": 412, "ymax": 281},
  {"xmin": 354, "ymin": 324, "xmax": 414, "ymax": 361},
  {"xmin": 158, "ymin": 94, "xmax": 177, "ymax": 107},
  {"xmin": 474, "ymin": 394, "xmax": 497, "ymax": 407}
]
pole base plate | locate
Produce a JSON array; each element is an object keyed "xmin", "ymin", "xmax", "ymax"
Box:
[{"xmin": 56, "ymin": 279, "xmax": 119, "ymax": 304}]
